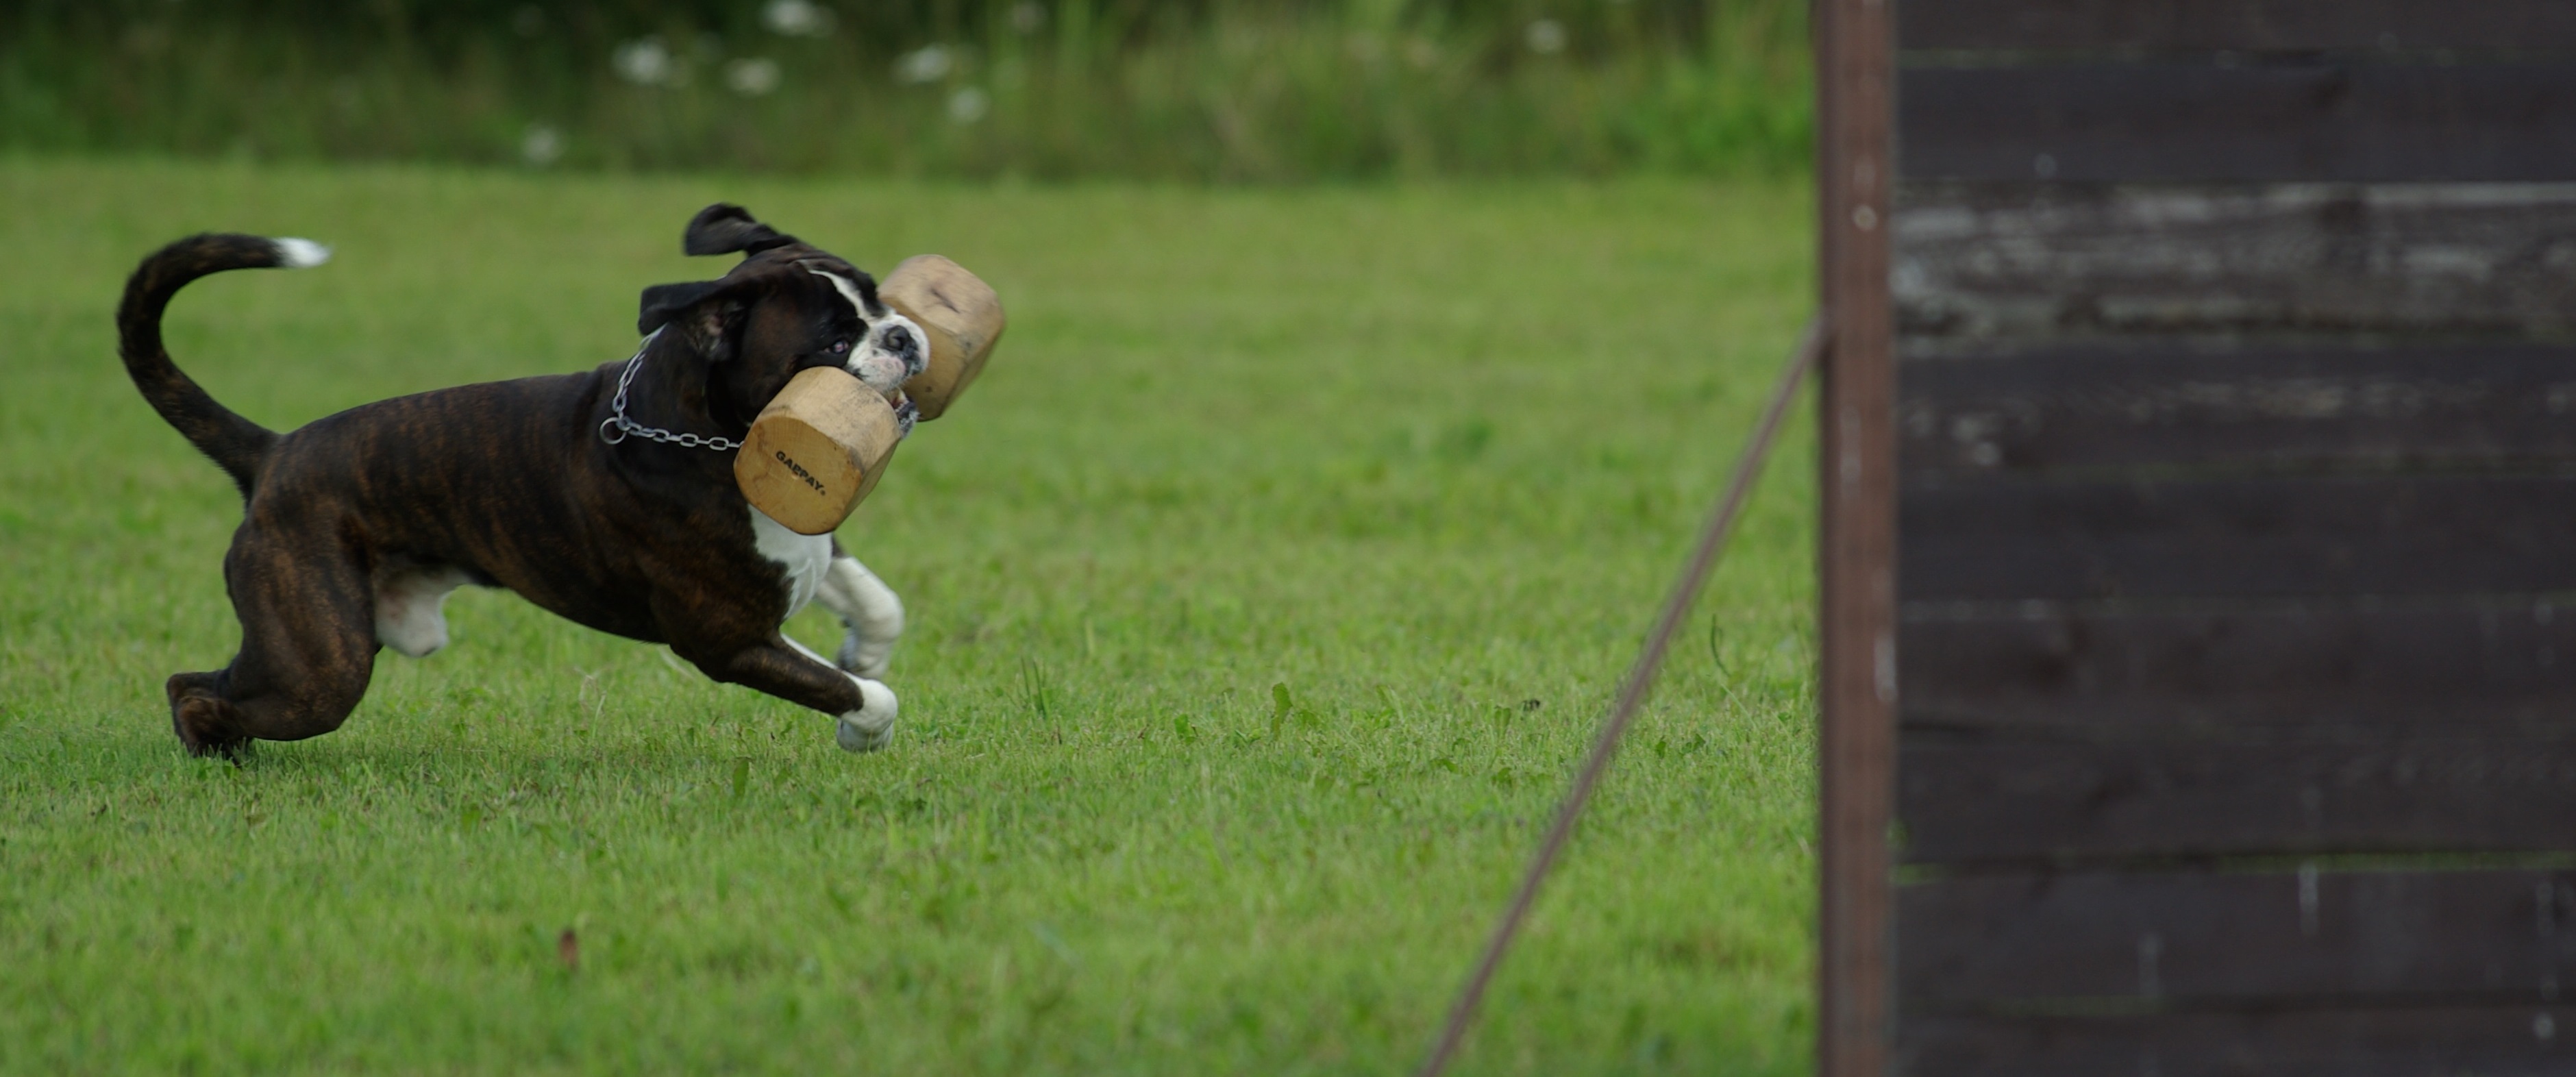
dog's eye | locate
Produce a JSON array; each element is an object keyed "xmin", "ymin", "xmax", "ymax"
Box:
[{"xmin": 830, "ymin": 340, "xmax": 852, "ymax": 355}]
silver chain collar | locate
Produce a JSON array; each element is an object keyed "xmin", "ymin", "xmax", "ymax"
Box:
[{"xmin": 596, "ymin": 328, "xmax": 741, "ymax": 451}]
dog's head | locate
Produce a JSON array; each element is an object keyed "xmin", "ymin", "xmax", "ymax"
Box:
[{"xmin": 636, "ymin": 203, "xmax": 926, "ymax": 430}]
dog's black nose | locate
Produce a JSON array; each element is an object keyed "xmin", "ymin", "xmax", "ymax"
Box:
[{"xmin": 882, "ymin": 325, "xmax": 925, "ymax": 374}]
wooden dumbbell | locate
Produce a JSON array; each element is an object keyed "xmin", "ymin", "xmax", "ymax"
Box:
[
  {"xmin": 734, "ymin": 367, "xmax": 904, "ymax": 535},
  {"xmin": 733, "ymin": 255, "xmax": 1003, "ymax": 534},
  {"xmin": 882, "ymin": 254, "xmax": 1005, "ymax": 421}
]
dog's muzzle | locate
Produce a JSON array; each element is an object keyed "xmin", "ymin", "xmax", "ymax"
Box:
[
  {"xmin": 878, "ymin": 320, "xmax": 926, "ymax": 379},
  {"xmin": 852, "ymin": 315, "xmax": 928, "ymax": 393}
]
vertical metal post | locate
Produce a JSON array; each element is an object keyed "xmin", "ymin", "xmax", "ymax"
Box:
[{"xmin": 1813, "ymin": 0, "xmax": 1896, "ymax": 1074}]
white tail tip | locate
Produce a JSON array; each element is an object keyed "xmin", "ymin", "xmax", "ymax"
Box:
[{"xmin": 273, "ymin": 238, "xmax": 332, "ymax": 269}]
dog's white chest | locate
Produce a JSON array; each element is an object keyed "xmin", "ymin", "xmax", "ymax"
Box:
[{"xmin": 750, "ymin": 507, "xmax": 832, "ymax": 618}]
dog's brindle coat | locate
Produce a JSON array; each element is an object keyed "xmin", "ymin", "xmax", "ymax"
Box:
[{"xmin": 119, "ymin": 205, "xmax": 927, "ymax": 757}]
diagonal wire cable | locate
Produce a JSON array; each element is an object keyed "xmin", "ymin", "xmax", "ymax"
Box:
[{"xmin": 1415, "ymin": 318, "xmax": 1826, "ymax": 1077}]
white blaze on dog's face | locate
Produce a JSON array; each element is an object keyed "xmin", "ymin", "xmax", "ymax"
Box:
[{"xmin": 810, "ymin": 269, "xmax": 928, "ymax": 395}]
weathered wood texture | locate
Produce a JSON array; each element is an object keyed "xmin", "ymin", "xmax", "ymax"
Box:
[
  {"xmin": 1900, "ymin": 738, "xmax": 2576, "ymax": 861},
  {"xmin": 1900, "ymin": 64, "xmax": 2576, "ymax": 182},
  {"xmin": 1902, "ymin": 602, "xmax": 2576, "ymax": 736},
  {"xmin": 1880, "ymin": 4, "xmax": 2576, "ymax": 1067},
  {"xmin": 1903, "ymin": 474, "xmax": 2576, "ymax": 602},
  {"xmin": 1900, "ymin": 869, "xmax": 2576, "ymax": 1006},
  {"xmin": 1893, "ymin": 184, "xmax": 2576, "ymax": 347},
  {"xmin": 1905, "ymin": 1006, "xmax": 2575, "ymax": 1077},
  {"xmin": 1898, "ymin": 599, "xmax": 2576, "ymax": 860},
  {"xmin": 1814, "ymin": 0, "xmax": 1899, "ymax": 1069},
  {"xmin": 1900, "ymin": 0, "xmax": 2576, "ymax": 52},
  {"xmin": 1901, "ymin": 345, "xmax": 2576, "ymax": 477}
]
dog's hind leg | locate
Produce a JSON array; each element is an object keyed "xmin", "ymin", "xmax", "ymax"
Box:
[
  {"xmin": 817, "ymin": 545, "xmax": 904, "ymax": 680},
  {"xmin": 167, "ymin": 524, "xmax": 380, "ymax": 756}
]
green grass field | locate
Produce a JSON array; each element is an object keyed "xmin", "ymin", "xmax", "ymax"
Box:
[{"xmin": 0, "ymin": 158, "xmax": 1818, "ymax": 1074}]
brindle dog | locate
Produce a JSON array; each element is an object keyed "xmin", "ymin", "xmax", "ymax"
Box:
[{"xmin": 118, "ymin": 204, "xmax": 925, "ymax": 757}]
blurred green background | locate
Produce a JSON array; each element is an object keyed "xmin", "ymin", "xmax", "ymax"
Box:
[{"xmin": 0, "ymin": 0, "xmax": 1811, "ymax": 181}]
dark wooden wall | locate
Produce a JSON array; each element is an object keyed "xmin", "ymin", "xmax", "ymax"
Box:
[{"xmin": 1885, "ymin": 3, "xmax": 2576, "ymax": 1072}]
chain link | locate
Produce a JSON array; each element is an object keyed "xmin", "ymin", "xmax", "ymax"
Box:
[{"xmin": 596, "ymin": 328, "xmax": 742, "ymax": 452}]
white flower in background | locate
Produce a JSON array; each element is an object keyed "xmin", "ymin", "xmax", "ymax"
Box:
[
  {"xmin": 1008, "ymin": 2, "xmax": 1046, "ymax": 34},
  {"xmin": 521, "ymin": 124, "xmax": 564, "ymax": 166},
  {"xmin": 612, "ymin": 37, "xmax": 675, "ymax": 85},
  {"xmin": 726, "ymin": 57, "xmax": 782, "ymax": 96},
  {"xmin": 763, "ymin": 0, "xmax": 834, "ymax": 38},
  {"xmin": 947, "ymin": 86, "xmax": 989, "ymax": 124},
  {"xmin": 1525, "ymin": 18, "xmax": 1567, "ymax": 55},
  {"xmin": 895, "ymin": 45, "xmax": 953, "ymax": 84}
]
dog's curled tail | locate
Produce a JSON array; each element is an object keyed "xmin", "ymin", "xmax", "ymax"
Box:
[{"xmin": 116, "ymin": 234, "xmax": 329, "ymax": 497}]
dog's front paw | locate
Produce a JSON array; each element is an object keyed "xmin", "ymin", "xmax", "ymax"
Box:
[
  {"xmin": 835, "ymin": 678, "xmax": 898, "ymax": 753},
  {"xmin": 837, "ymin": 630, "xmax": 894, "ymax": 680},
  {"xmin": 818, "ymin": 556, "xmax": 902, "ymax": 678},
  {"xmin": 893, "ymin": 397, "xmax": 919, "ymax": 438}
]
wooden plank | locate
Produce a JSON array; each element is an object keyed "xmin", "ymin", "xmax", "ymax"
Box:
[
  {"xmin": 1900, "ymin": 345, "xmax": 2576, "ymax": 478},
  {"xmin": 1901, "ymin": 602, "xmax": 2576, "ymax": 736},
  {"xmin": 1900, "ymin": 64, "xmax": 2576, "ymax": 182},
  {"xmin": 1900, "ymin": 0, "xmax": 2576, "ymax": 53},
  {"xmin": 1894, "ymin": 183, "xmax": 2576, "ymax": 347},
  {"xmin": 1901, "ymin": 738, "xmax": 2576, "ymax": 862},
  {"xmin": 1901, "ymin": 475, "xmax": 2576, "ymax": 602},
  {"xmin": 1904, "ymin": 1005, "xmax": 2576, "ymax": 1077},
  {"xmin": 1898, "ymin": 869, "xmax": 2576, "ymax": 1006},
  {"xmin": 1815, "ymin": 0, "xmax": 1899, "ymax": 1070}
]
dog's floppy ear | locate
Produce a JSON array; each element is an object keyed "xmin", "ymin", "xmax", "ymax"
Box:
[
  {"xmin": 638, "ymin": 280, "xmax": 725, "ymax": 335},
  {"xmin": 682, "ymin": 203, "xmax": 800, "ymax": 257},
  {"xmin": 636, "ymin": 274, "xmax": 773, "ymax": 360}
]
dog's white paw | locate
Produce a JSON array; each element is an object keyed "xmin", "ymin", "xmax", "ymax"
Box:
[
  {"xmin": 819, "ymin": 557, "xmax": 902, "ymax": 678},
  {"xmin": 837, "ymin": 631, "xmax": 895, "ymax": 681},
  {"xmin": 835, "ymin": 678, "xmax": 897, "ymax": 753}
]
